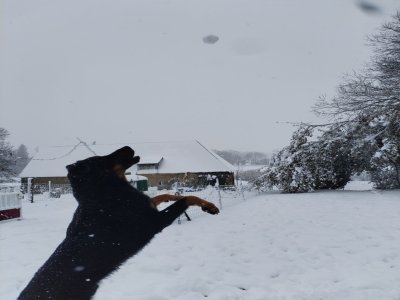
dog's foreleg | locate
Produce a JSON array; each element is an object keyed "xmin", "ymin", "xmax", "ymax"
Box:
[
  {"xmin": 183, "ymin": 196, "xmax": 220, "ymax": 214},
  {"xmin": 151, "ymin": 195, "xmax": 220, "ymax": 213},
  {"xmin": 157, "ymin": 197, "xmax": 219, "ymax": 229},
  {"xmin": 157, "ymin": 199, "xmax": 190, "ymax": 229},
  {"xmin": 151, "ymin": 194, "xmax": 178, "ymax": 207}
]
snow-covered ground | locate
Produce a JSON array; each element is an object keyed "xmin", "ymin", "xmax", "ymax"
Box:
[{"xmin": 1, "ymin": 183, "xmax": 400, "ymax": 299}]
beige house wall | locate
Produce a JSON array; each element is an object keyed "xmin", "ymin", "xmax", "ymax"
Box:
[
  {"xmin": 21, "ymin": 171, "xmax": 235, "ymax": 191},
  {"xmin": 142, "ymin": 171, "xmax": 234, "ymax": 190}
]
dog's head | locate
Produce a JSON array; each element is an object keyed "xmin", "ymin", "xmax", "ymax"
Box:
[{"xmin": 66, "ymin": 146, "xmax": 140, "ymax": 183}]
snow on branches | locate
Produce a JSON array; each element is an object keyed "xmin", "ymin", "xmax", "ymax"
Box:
[{"xmin": 260, "ymin": 13, "xmax": 400, "ymax": 192}]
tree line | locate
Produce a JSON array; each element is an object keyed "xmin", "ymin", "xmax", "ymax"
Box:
[{"xmin": 257, "ymin": 13, "xmax": 400, "ymax": 192}]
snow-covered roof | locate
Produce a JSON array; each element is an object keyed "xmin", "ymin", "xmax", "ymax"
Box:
[{"xmin": 20, "ymin": 141, "xmax": 234, "ymax": 178}]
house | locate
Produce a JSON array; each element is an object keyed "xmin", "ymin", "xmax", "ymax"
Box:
[{"xmin": 20, "ymin": 140, "xmax": 235, "ymax": 190}]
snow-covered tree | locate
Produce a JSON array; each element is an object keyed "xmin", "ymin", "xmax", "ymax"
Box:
[
  {"xmin": 13, "ymin": 144, "xmax": 31, "ymax": 175},
  {"xmin": 257, "ymin": 13, "xmax": 400, "ymax": 192},
  {"xmin": 314, "ymin": 13, "xmax": 400, "ymax": 123},
  {"xmin": 313, "ymin": 13, "xmax": 400, "ymax": 189},
  {"xmin": 0, "ymin": 128, "xmax": 16, "ymax": 181},
  {"xmin": 256, "ymin": 127, "xmax": 309, "ymax": 193},
  {"xmin": 312, "ymin": 128, "xmax": 352, "ymax": 190},
  {"xmin": 369, "ymin": 112, "xmax": 400, "ymax": 188}
]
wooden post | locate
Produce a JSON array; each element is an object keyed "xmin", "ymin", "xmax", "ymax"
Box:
[
  {"xmin": 217, "ymin": 186, "xmax": 222, "ymax": 210},
  {"xmin": 27, "ymin": 178, "xmax": 33, "ymax": 203}
]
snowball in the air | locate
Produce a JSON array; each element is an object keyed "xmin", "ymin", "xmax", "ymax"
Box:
[{"xmin": 202, "ymin": 35, "xmax": 219, "ymax": 44}]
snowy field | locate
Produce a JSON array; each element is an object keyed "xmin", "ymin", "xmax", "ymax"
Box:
[{"xmin": 1, "ymin": 184, "xmax": 400, "ymax": 299}]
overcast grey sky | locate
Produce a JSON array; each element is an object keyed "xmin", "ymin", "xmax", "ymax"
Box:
[{"xmin": 1, "ymin": 0, "xmax": 399, "ymax": 154}]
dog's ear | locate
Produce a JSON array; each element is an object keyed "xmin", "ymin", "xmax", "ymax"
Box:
[{"xmin": 107, "ymin": 146, "xmax": 140, "ymax": 169}]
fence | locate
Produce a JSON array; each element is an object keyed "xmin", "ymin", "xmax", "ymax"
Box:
[
  {"xmin": 18, "ymin": 182, "xmax": 248, "ymax": 223},
  {"xmin": 158, "ymin": 185, "xmax": 247, "ymax": 223},
  {"xmin": 0, "ymin": 185, "xmax": 22, "ymax": 221},
  {"xmin": 20, "ymin": 182, "xmax": 73, "ymax": 202}
]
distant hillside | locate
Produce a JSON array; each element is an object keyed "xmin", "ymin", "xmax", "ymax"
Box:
[{"xmin": 213, "ymin": 149, "xmax": 269, "ymax": 166}]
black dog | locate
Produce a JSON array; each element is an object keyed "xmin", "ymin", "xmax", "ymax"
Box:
[{"xmin": 18, "ymin": 146, "xmax": 219, "ymax": 299}]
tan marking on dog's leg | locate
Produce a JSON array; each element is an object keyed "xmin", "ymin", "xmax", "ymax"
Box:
[{"xmin": 150, "ymin": 194, "xmax": 219, "ymax": 214}]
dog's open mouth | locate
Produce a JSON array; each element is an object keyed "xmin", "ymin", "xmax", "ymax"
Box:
[
  {"xmin": 112, "ymin": 164, "xmax": 129, "ymax": 179},
  {"xmin": 107, "ymin": 146, "xmax": 140, "ymax": 169}
]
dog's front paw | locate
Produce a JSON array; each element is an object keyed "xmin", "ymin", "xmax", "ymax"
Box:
[{"xmin": 201, "ymin": 202, "xmax": 220, "ymax": 215}]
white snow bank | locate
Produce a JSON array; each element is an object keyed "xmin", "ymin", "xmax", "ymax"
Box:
[
  {"xmin": 344, "ymin": 180, "xmax": 374, "ymax": 191},
  {"xmin": 1, "ymin": 189, "xmax": 400, "ymax": 299}
]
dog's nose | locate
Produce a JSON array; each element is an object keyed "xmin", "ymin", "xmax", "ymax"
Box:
[
  {"xmin": 108, "ymin": 146, "xmax": 140, "ymax": 169},
  {"xmin": 66, "ymin": 163, "xmax": 76, "ymax": 172}
]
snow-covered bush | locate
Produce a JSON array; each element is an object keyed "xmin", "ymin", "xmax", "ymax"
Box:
[{"xmin": 260, "ymin": 126, "xmax": 352, "ymax": 193}]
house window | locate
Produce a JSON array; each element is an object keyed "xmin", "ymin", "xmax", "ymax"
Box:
[
  {"xmin": 137, "ymin": 164, "xmax": 158, "ymax": 170},
  {"xmin": 136, "ymin": 157, "xmax": 163, "ymax": 173}
]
